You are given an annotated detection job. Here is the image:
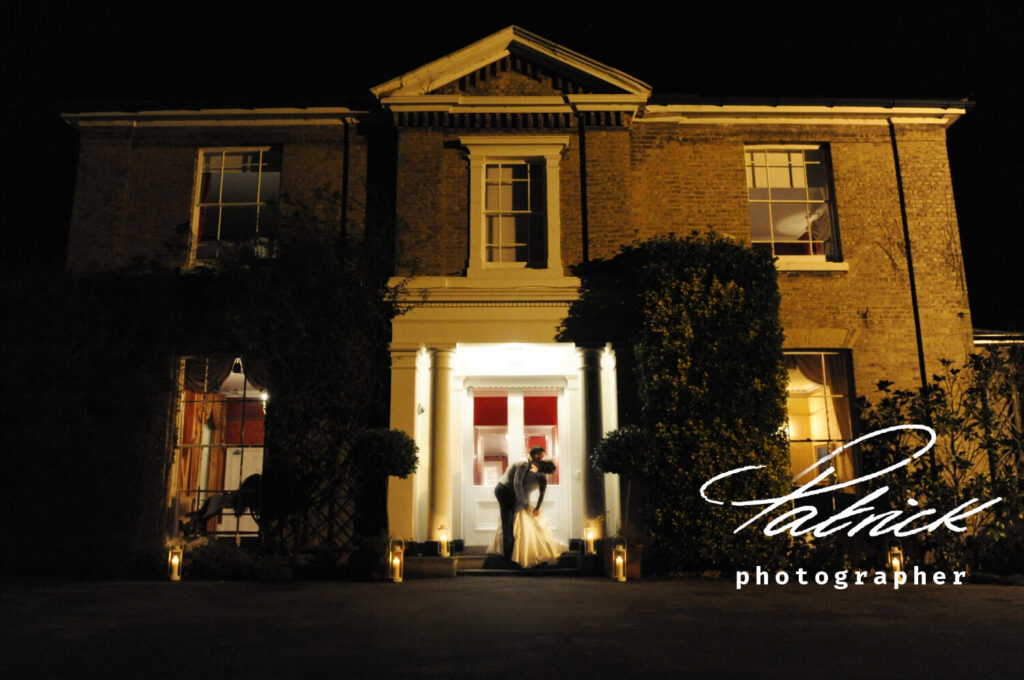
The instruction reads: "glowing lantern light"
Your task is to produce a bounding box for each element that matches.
[388,540,405,583]
[438,527,450,557]
[612,539,627,582]
[887,542,904,577]
[168,546,184,581]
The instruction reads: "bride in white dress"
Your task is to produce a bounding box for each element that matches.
[488,461,568,568]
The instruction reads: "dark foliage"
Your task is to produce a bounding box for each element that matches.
[565,232,791,571]
[0,214,406,578]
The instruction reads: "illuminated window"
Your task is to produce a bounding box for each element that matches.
[484,162,546,265]
[746,145,840,260]
[193,148,281,262]
[785,351,854,485]
[472,389,559,487]
[170,357,267,537]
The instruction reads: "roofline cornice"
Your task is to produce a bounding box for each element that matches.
[62,107,371,128]
[637,104,966,128]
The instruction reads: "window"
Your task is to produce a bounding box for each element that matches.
[746,145,840,260]
[461,136,569,275]
[784,351,855,485]
[193,148,281,262]
[484,162,546,266]
[170,357,267,538]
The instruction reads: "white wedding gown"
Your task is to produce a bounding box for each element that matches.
[487,508,569,568]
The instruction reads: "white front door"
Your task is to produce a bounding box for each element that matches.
[462,387,569,547]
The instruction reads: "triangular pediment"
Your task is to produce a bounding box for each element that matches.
[371,26,651,99]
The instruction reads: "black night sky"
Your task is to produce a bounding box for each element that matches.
[6,4,1022,329]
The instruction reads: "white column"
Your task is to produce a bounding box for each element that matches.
[387,346,420,540]
[429,347,455,541]
[601,344,622,536]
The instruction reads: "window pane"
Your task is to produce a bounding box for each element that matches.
[486,216,501,246]
[485,184,501,210]
[767,165,793,188]
[774,240,812,256]
[203,152,224,172]
[749,203,771,240]
[771,186,806,201]
[510,164,528,180]
[220,205,258,240]
[221,172,260,204]
[752,165,768,189]
[499,216,518,244]
[771,203,810,240]
[511,179,529,210]
[513,215,530,245]
[199,172,221,204]
[805,163,829,200]
[197,206,220,241]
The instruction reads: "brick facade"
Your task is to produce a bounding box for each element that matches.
[63,32,972,405]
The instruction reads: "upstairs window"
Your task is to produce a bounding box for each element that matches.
[461,136,569,276]
[484,161,546,266]
[746,145,841,261]
[193,147,281,262]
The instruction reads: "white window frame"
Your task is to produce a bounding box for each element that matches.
[745,144,846,270]
[189,146,280,266]
[461,136,570,277]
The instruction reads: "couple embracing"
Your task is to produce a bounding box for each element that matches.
[489,446,568,568]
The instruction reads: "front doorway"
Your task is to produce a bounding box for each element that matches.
[462,387,569,547]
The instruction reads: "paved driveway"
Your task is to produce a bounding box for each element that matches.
[2,577,1022,678]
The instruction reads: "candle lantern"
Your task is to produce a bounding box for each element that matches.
[612,538,627,582]
[887,542,904,576]
[584,526,596,555]
[167,546,184,581]
[388,539,405,583]
[438,527,450,558]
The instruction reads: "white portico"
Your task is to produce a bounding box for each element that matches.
[386,275,620,547]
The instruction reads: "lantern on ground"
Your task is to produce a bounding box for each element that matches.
[388,540,405,583]
[612,538,627,582]
[887,542,904,576]
[168,546,184,581]
[438,527,450,557]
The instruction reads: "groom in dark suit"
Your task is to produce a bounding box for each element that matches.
[494,445,546,562]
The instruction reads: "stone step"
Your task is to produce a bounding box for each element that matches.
[456,551,585,575]
[403,556,457,579]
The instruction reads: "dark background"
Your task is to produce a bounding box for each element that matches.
[4,3,1021,329]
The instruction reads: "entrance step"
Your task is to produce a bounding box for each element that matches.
[404,556,457,579]
[456,551,585,576]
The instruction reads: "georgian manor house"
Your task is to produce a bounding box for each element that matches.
[63,26,972,552]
